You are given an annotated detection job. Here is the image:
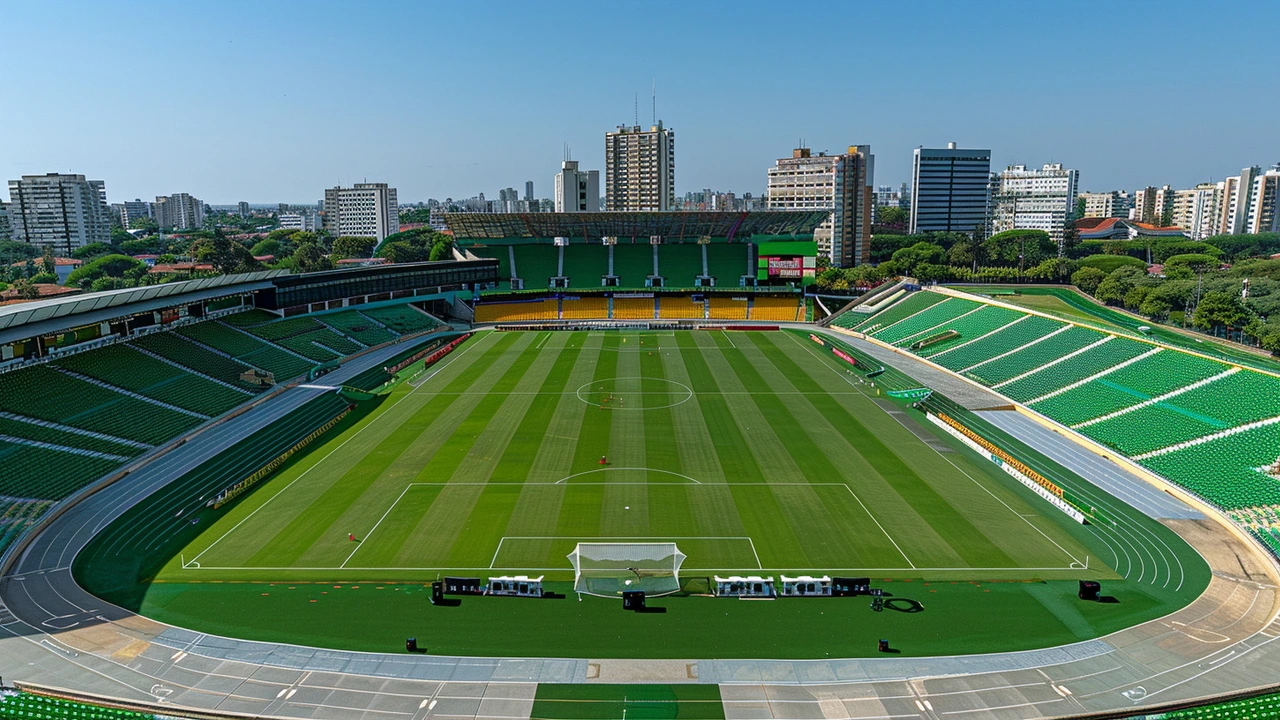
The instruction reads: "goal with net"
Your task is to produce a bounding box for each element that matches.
[567,542,687,597]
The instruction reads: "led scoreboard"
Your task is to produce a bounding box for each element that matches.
[756,241,818,285]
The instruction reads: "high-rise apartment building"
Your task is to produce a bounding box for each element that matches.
[910,143,992,237]
[1079,190,1131,219]
[605,121,675,211]
[767,146,875,266]
[153,193,204,230]
[0,202,10,241]
[121,199,152,227]
[553,160,600,212]
[1131,185,1175,225]
[6,173,110,254]
[1185,183,1223,240]
[322,183,399,240]
[1245,164,1280,234]
[991,163,1079,243]
[238,201,251,217]
[1218,167,1261,235]
[279,211,321,232]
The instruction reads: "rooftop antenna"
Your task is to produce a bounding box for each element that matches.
[652,79,656,125]
[634,92,638,126]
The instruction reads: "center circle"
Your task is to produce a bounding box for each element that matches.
[575,377,693,410]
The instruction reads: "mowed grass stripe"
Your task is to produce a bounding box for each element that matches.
[553,334,621,539]
[706,333,915,568]
[772,331,1084,568]
[371,334,576,568]
[741,332,1017,568]
[443,333,588,567]
[674,333,809,566]
[287,332,546,568]
[741,332,975,567]
[199,332,514,566]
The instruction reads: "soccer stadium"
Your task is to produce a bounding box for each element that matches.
[1,213,1280,720]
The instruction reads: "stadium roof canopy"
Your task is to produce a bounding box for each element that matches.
[444,211,830,243]
[0,269,286,343]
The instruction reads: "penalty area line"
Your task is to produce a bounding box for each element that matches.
[187,332,497,566]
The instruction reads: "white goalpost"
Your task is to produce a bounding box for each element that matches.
[567,542,686,597]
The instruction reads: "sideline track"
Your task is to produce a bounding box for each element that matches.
[0,326,1277,719]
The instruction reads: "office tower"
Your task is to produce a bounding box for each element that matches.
[605,120,675,211]
[767,146,875,266]
[910,143,992,237]
[524,181,534,202]
[554,160,600,212]
[322,183,399,240]
[238,201,251,217]
[6,173,110,255]
[991,163,1079,243]
[153,193,204,230]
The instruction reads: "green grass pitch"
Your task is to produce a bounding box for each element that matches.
[175,329,1093,577]
[80,329,1207,658]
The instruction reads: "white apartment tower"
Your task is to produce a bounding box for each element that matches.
[322,183,399,241]
[767,146,874,266]
[6,173,110,255]
[1245,164,1280,234]
[153,192,204,230]
[605,121,675,211]
[553,160,600,212]
[991,163,1080,243]
[1079,191,1131,219]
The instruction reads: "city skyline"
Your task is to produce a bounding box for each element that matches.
[2,0,1278,204]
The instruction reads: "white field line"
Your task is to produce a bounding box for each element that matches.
[1072,367,1240,429]
[929,314,1030,359]
[490,536,761,570]
[784,332,919,568]
[340,484,414,568]
[960,324,1072,373]
[787,331,1084,570]
[890,305,985,347]
[867,297,954,338]
[1132,413,1280,461]
[991,335,1113,390]
[182,564,1081,572]
[1027,347,1163,405]
[722,330,736,349]
[188,331,497,565]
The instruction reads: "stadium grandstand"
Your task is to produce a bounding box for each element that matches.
[0,258,495,560]
[831,286,1280,563]
[448,211,823,324]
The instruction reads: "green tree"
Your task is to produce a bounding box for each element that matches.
[290,242,333,274]
[981,229,1056,268]
[1192,291,1250,331]
[876,206,908,227]
[190,236,260,274]
[889,242,945,277]
[65,254,150,288]
[41,245,57,275]
[377,241,429,264]
[12,278,41,300]
[71,242,114,261]
[250,239,284,257]
[1163,253,1218,281]
[331,235,377,260]
[1094,266,1147,305]
[1071,266,1107,295]
[129,216,159,233]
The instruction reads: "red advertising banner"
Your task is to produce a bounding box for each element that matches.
[831,347,856,367]
[809,334,825,346]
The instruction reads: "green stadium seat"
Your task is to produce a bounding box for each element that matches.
[358,305,440,334]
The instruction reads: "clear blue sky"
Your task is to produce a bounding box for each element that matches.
[2,0,1276,205]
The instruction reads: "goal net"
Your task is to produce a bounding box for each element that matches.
[567,542,686,597]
